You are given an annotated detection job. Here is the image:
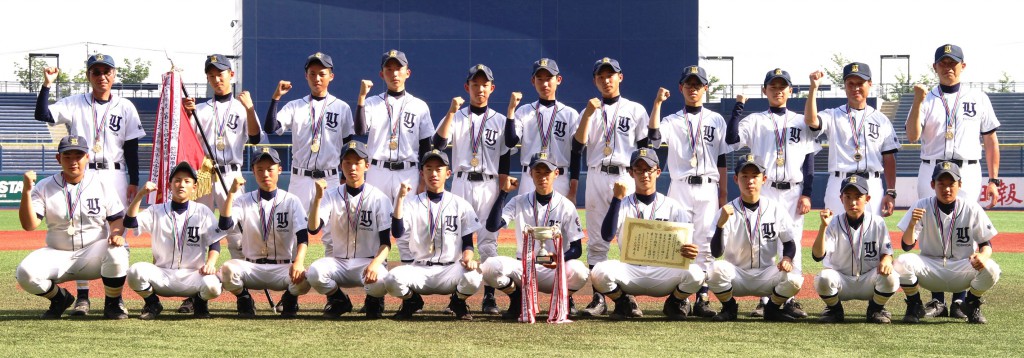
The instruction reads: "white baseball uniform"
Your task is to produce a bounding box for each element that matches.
[910,87,1000,202]
[221,189,311,295]
[306,184,392,298]
[590,193,705,297]
[814,213,898,301]
[361,91,434,201]
[481,192,589,293]
[16,172,129,295]
[581,97,649,265]
[706,197,802,298]
[653,107,732,271]
[386,191,483,297]
[513,100,580,195]
[813,105,901,216]
[895,197,1001,293]
[127,202,225,300]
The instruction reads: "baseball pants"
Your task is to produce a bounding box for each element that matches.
[452,176,500,263]
[824,174,883,217]
[917,161,984,203]
[16,242,129,295]
[585,168,634,265]
[197,169,245,260]
[306,257,388,298]
[814,268,899,301]
[127,262,222,300]
[667,179,718,272]
[895,254,1000,293]
[707,261,802,298]
[591,260,705,297]
[289,172,340,256]
[220,259,311,295]
[366,165,419,204]
[384,263,482,297]
[480,256,589,293]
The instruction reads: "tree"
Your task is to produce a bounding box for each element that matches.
[882,70,938,101]
[987,72,1015,93]
[706,76,727,101]
[823,53,850,86]
[12,55,68,91]
[117,57,152,84]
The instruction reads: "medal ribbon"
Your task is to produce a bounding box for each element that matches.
[741,200,766,266]
[60,175,88,223]
[846,106,867,155]
[841,214,863,274]
[168,202,194,269]
[343,188,367,243]
[385,94,409,146]
[631,195,658,220]
[771,112,787,162]
[534,101,559,150]
[212,98,233,144]
[686,110,705,163]
[309,96,329,146]
[257,190,281,245]
[90,97,113,152]
[600,102,621,152]
[937,88,963,135]
[469,110,490,160]
[933,198,959,259]
[427,193,445,254]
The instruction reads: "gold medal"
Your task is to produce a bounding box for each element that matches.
[689,156,697,167]
[945,130,954,140]
[854,151,863,162]
[389,140,399,150]
[216,137,226,151]
[66,225,76,236]
[603,146,612,156]
[261,247,268,256]
[311,142,320,153]
[92,143,101,153]
[470,156,480,167]
[776,157,785,166]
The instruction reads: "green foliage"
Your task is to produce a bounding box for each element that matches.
[116,57,152,84]
[823,53,850,86]
[706,76,727,101]
[988,72,1015,93]
[881,70,938,101]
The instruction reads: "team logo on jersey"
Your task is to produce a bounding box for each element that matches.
[956,227,971,244]
[403,112,416,129]
[702,125,715,142]
[484,128,498,146]
[186,226,201,243]
[226,114,239,130]
[325,112,339,129]
[962,102,977,117]
[553,120,566,137]
[617,116,631,133]
[789,127,802,143]
[761,222,776,240]
[863,241,878,258]
[108,115,122,132]
[444,215,459,232]
[359,210,374,227]
[86,198,101,215]
[275,212,289,229]
[867,122,879,139]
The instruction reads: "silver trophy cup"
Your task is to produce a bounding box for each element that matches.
[526,224,559,265]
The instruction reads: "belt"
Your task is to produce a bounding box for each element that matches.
[456,172,494,182]
[371,159,416,171]
[598,165,624,175]
[523,166,565,175]
[292,167,338,179]
[88,162,123,170]
[414,260,456,266]
[245,258,292,264]
[769,181,801,190]
[218,164,240,172]
[686,176,716,185]
[922,159,978,166]
[833,171,881,178]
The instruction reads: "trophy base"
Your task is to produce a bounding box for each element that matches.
[535,255,555,265]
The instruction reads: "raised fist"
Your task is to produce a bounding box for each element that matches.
[237,91,253,109]
[273,80,292,100]
[613,181,628,200]
[501,176,519,193]
[587,97,602,111]
[23,171,36,191]
[819,209,833,226]
[910,207,926,222]
[736,94,747,104]
[397,182,411,199]
[230,176,246,194]
[654,87,670,104]
[314,179,327,198]
[913,84,929,101]
[141,181,158,195]
[508,92,523,111]
[359,80,373,97]
[809,71,825,88]
[43,67,60,87]
[183,98,196,112]
[449,97,465,114]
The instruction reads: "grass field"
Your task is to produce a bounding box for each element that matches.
[0,210,1021,356]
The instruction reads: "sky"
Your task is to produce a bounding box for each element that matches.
[1,0,1020,93]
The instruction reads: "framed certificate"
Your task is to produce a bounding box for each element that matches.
[620,217,694,269]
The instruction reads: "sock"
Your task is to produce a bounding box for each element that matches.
[953,290,968,302]
[101,276,125,298]
[714,289,733,303]
[967,289,984,301]
[769,290,788,306]
[234,288,250,297]
[40,282,59,299]
[137,287,154,298]
[456,291,470,300]
[902,284,919,297]
[931,291,945,304]
[143,291,159,305]
[498,282,517,295]
[820,293,840,307]
[605,288,621,301]
[672,288,690,300]
[484,285,495,298]
[872,290,894,306]
[77,280,89,292]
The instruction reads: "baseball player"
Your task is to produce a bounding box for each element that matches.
[35,54,145,315]
[387,150,483,320]
[354,49,436,201]
[434,64,512,314]
[896,161,1001,324]
[725,69,817,318]
[812,175,898,324]
[220,147,311,318]
[647,65,731,318]
[481,153,589,320]
[905,44,1002,318]
[305,141,393,319]
[124,162,227,319]
[805,63,901,218]
[707,154,803,322]
[15,135,130,319]
[571,57,651,316]
[590,148,704,320]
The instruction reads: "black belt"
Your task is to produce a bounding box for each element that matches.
[245,258,292,264]
[922,159,978,166]
[833,171,881,178]
[598,165,624,175]
[686,176,715,185]
[88,162,122,170]
[292,167,338,179]
[371,159,416,171]
[218,164,240,172]
[456,172,494,182]
[769,181,800,190]
[415,261,456,266]
[523,166,565,175]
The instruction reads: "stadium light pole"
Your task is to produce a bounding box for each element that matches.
[880,54,910,99]
[701,55,734,102]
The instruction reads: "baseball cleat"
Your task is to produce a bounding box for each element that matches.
[443,293,457,315]
[236,291,257,318]
[364,296,385,319]
[323,290,353,318]
[192,295,211,318]
[177,296,194,314]
[922,298,948,318]
[783,299,808,319]
[481,292,500,315]
[139,300,163,321]
[41,287,75,319]
[818,303,845,323]
[393,292,424,320]
[278,291,299,318]
[567,296,579,317]
[609,294,642,320]
[712,299,738,322]
[750,299,765,317]
[763,301,796,322]
[69,296,90,316]
[103,297,129,320]
[580,292,607,316]
[902,297,924,324]
[866,303,890,324]
[662,296,688,321]
[962,298,987,324]
[450,298,473,321]
[692,295,716,318]
[501,288,523,320]
[948,300,968,319]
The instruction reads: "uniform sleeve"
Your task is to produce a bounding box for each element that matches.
[633,104,651,146]
[227,196,246,235]
[715,116,735,155]
[205,209,227,245]
[317,192,333,230]
[879,116,901,153]
[418,102,435,140]
[122,100,146,140]
[275,101,296,135]
[513,106,527,145]
[338,101,355,138]
[291,196,309,236]
[561,200,585,243]
[971,204,998,245]
[105,188,126,218]
[815,109,833,136]
[136,206,157,234]
[30,182,46,218]
[461,201,483,235]
[895,200,918,231]
[499,197,518,229]
[877,219,894,256]
[736,116,754,149]
[823,219,839,254]
[979,93,1000,134]
[376,194,393,232]
[49,96,74,125]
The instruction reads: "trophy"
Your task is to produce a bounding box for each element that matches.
[526,224,559,265]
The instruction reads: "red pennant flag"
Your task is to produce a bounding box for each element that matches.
[148,71,206,204]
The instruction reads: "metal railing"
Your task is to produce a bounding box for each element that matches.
[0,81,209,99]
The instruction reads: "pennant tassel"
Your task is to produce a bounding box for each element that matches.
[520,231,538,323]
[546,234,571,323]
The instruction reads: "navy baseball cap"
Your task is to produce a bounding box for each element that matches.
[250,146,282,165]
[86,53,115,70]
[843,62,871,81]
[532,58,560,76]
[763,68,792,87]
[734,154,765,174]
[528,152,558,171]
[935,44,964,63]
[466,64,494,82]
[592,57,622,75]
[305,52,334,69]
[932,161,962,181]
[169,161,198,182]
[680,65,709,86]
[629,148,659,168]
[341,140,370,159]
[57,135,89,154]
[205,54,231,71]
[419,149,450,169]
[840,174,869,194]
[381,49,409,68]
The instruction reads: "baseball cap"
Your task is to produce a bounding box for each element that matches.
[734,154,765,174]
[169,161,198,182]
[86,53,116,70]
[680,65,709,86]
[205,54,232,71]
[840,174,869,194]
[381,49,409,68]
[935,44,964,63]
[250,146,282,165]
[419,149,450,169]
[843,62,871,81]
[532,58,560,76]
[763,68,792,87]
[629,147,659,168]
[341,140,370,159]
[466,64,494,82]
[592,57,622,75]
[57,135,89,154]
[305,52,334,70]
[528,152,558,171]
[932,160,962,181]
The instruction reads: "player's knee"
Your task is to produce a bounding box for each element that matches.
[462,270,484,292]
[565,259,590,290]
[814,269,840,295]
[782,271,803,292]
[289,280,311,296]
[876,272,899,293]
[14,263,44,294]
[982,259,1001,283]
[200,275,222,300]
[479,257,502,279]
[894,254,921,275]
[364,281,387,298]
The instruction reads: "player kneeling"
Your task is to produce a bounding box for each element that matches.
[386,150,483,320]
[896,161,1000,324]
[306,141,393,319]
[221,148,311,318]
[812,175,897,324]
[125,162,228,319]
[590,148,704,320]
[707,155,802,322]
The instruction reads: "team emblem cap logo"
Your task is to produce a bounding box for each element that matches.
[95,54,104,61]
[639,149,648,157]
[602,57,610,64]
[349,142,357,148]
[851,64,859,72]
[314,52,323,59]
[744,154,754,162]
[539,59,548,66]
[539,152,548,160]
[389,50,397,57]
[209,55,218,63]
[430,149,440,155]
[262,147,270,153]
[943,162,952,170]
[944,45,952,54]
[774,68,782,75]
[848,175,857,183]
[69,138,78,145]
[690,66,698,74]
[476,64,484,70]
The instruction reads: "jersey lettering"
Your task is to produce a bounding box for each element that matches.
[227,114,239,130]
[187,226,201,243]
[617,116,631,133]
[86,198,101,215]
[789,127,802,143]
[108,114,122,132]
[484,128,498,146]
[863,241,878,258]
[962,102,976,117]
[444,215,458,232]
[553,120,566,138]
[359,210,373,227]
[325,112,339,128]
[702,125,716,142]
[761,222,776,240]
[276,212,289,229]
[403,113,416,129]
[956,227,971,243]
[867,122,879,139]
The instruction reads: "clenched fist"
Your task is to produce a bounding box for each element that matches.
[272,80,292,100]
[397,182,411,199]
[501,176,519,193]
[230,176,246,194]
[586,97,602,111]
[314,179,327,199]
[238,91,254,110]
[508,92,523,114]
[654,87,670,105]
[717,204,735,227]
[449,97,465,114]
[359,80,373,98]
[809,71,825,89]
[613,181,628,200]
[23,171,36,191]
[819,209,833,227]
[43,67,60,87]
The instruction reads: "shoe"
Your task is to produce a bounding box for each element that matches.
[923,299,948,318]
[443,293,457,315]
[482,291,500,315]
[323,290,353,318]
[903,297,924,324]
[581,292,607,317]
[278,291,299,318]
[763,301,796,322]
[692,295,716,318]
[662,296,688,321]
[41,287,75,319]
[783,299,808,319]
[818,303,845,323]
[392,292,424,320]
[609,294,642,320]
[949,300,968,319]
[450,298,474,321]
[750,298,766,317]
[712,299,738,322]
[364,296,385,319]
[103,297,129,320]
[501,288,523,320]
[962,298,987,324]
[177,296,194,314]
[236,291,257,318]
[866,302,891,324]
[192,295,211,318]
[139,299,163,320]
[69,296,90,316]
[356,306,366,314]
[567,296,579,317]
